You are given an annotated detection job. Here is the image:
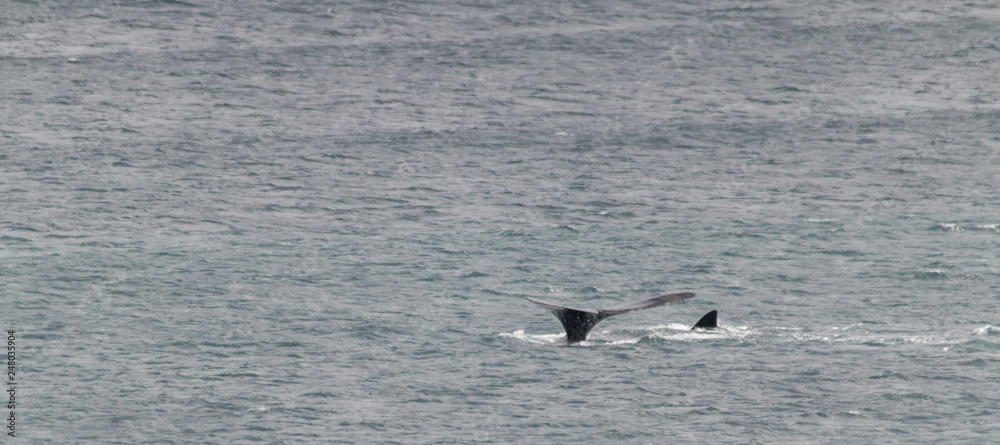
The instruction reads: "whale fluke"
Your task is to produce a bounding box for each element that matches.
[691,310,718,329]
[526,292,695,343]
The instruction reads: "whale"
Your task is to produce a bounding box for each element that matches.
[526,292,695,343]
[691,310,718,329]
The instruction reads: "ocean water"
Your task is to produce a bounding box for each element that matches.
[2,0,1000,443]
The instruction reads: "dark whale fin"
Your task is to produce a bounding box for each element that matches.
[524,298,604,343]
[691,310,718,329]
[527,292,695,343]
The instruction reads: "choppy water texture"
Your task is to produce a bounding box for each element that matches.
[2,0,1000,443]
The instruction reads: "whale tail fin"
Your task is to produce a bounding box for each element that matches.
[527,292,695,343]
[525,297,604,343]
[691,310,718,329]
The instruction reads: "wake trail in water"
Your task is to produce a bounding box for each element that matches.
[502,324,1000,349]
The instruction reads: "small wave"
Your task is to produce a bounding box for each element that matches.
[819,249,863,257]
[596,210,637,219]
[831,323,863,331]
[494,229,526,237]
[460,271,489,278]
[773,326,803,331]
[605,337,642,345]
[651,327,749,343]
[959,339,1000,351]
[929,223,1000,233]
[913,270,949,280]
[499,330,564,345]
[928,223,962,232]
[881,392,932,401]
[856,335,950,346]
[0,235,32,243]
[972,224,1000,232]
[972,325,1000,336]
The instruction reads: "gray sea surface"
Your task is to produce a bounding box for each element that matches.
[2,0,1000,443]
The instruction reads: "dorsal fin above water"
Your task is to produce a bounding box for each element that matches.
[527,292,695,343]
[691,310,718,329]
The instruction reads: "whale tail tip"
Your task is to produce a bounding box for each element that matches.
[691,310,718,330]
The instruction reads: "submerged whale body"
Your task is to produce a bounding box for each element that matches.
[526,292,695,343]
